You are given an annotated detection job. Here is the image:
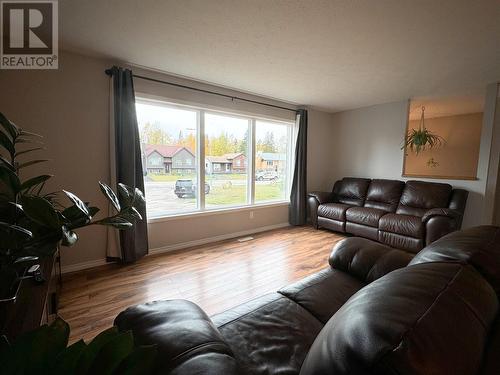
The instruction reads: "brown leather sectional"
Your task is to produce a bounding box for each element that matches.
[114,226,500,374]
[308,177,469,252]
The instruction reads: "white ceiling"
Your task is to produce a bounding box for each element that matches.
[60,0,500,113]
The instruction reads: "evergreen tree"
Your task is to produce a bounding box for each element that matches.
[239,130,248,154]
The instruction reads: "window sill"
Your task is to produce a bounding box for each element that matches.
[147,201,290,224]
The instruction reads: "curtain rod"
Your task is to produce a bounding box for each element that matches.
[105,69,297,113]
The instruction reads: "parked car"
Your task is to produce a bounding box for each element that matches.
[256,171,279,181]
[174,179,210,198]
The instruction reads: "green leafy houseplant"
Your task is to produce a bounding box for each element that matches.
[0,318,157,374]
[402,106,445,155]
[0,111,145,300]
[0,112,153,374]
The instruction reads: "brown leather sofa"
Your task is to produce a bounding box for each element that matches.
[308,177,468,252]
[115,226,500,375]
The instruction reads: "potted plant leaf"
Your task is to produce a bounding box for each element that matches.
[0,112,155,374]
[0,111,144,302]
[402,106,445,154]
[0,317,157,374]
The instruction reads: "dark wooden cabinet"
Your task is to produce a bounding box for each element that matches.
[0,250,61,340]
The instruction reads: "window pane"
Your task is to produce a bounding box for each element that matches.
[255,120,289,202]
[204,113,249,209]
[136,102,198,217]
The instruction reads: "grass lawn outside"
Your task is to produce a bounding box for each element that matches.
[255,182,287,202]
[148,174,196,182]
[149,173,248,182]
[182,182,286,206]
[206,173,247,181]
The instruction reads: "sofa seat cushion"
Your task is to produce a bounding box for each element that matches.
[212,293,323,375]
[379,213,424,238]
[279,268,365,324]
[317,203,351,221]
[379,231,424,253]
[345,206,387,227]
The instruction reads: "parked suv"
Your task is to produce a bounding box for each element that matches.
[256,171,279,181]
[174,179,210,198]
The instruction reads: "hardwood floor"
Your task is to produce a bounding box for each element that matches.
[59,226,345,343]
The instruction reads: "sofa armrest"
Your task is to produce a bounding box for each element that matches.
[329,237,414,283]
[422,208,463,246]
[448,189,468,212]
[422,208,462,224]
[307,191,334,229]
[308,191,334,204]
[114,300,239,374]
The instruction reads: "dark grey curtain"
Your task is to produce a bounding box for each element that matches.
[289,109,308,225]
[108,66,149,262]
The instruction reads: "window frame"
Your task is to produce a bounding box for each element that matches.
[136,96,294,220]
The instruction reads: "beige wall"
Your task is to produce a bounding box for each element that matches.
[404,113,482,179]
[148,205,288,251]
[0,51,335,271]
[491,87,500,225]
[0,52,112,271]
[330,101,409,181]
[307,109,336,191]
[330,98,499,229]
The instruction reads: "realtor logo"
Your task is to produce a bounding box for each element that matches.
[1,0,58,69]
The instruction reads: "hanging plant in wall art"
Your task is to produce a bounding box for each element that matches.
[427,157,439,168]
[402,106,445,154]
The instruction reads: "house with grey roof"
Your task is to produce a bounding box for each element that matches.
[143,144,195,174]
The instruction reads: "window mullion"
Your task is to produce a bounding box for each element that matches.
[198,110,205,210]
[249,119,256,205]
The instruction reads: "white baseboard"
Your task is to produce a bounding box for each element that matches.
[61,222,290,274]
[149,222,290,255]
[61,258,109,274]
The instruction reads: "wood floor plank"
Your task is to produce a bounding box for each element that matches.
[59,226,345,343]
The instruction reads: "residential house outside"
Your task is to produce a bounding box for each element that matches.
[255,152,286,172]
[223,153,247,173]
[144,144,196,174]
[205,153,247,174]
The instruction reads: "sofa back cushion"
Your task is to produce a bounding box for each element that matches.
[329,237,414,283]
[410,225,500,295]
[300,262,498,375]
[364,179,405,212]
[396,180,452,217]
[333,177,371,206]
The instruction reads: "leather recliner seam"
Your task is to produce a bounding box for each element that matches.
[369,265,465,374]
[216,296,287,329]
[168,341,234,370]
[365,250,394,282]
[217,294,324,330]
[391,265,464,353]
[449,289,491,331]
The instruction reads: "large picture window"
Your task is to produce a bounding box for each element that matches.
[255,120,291,203]
[205,113,249,209]
[136,99,293,218]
